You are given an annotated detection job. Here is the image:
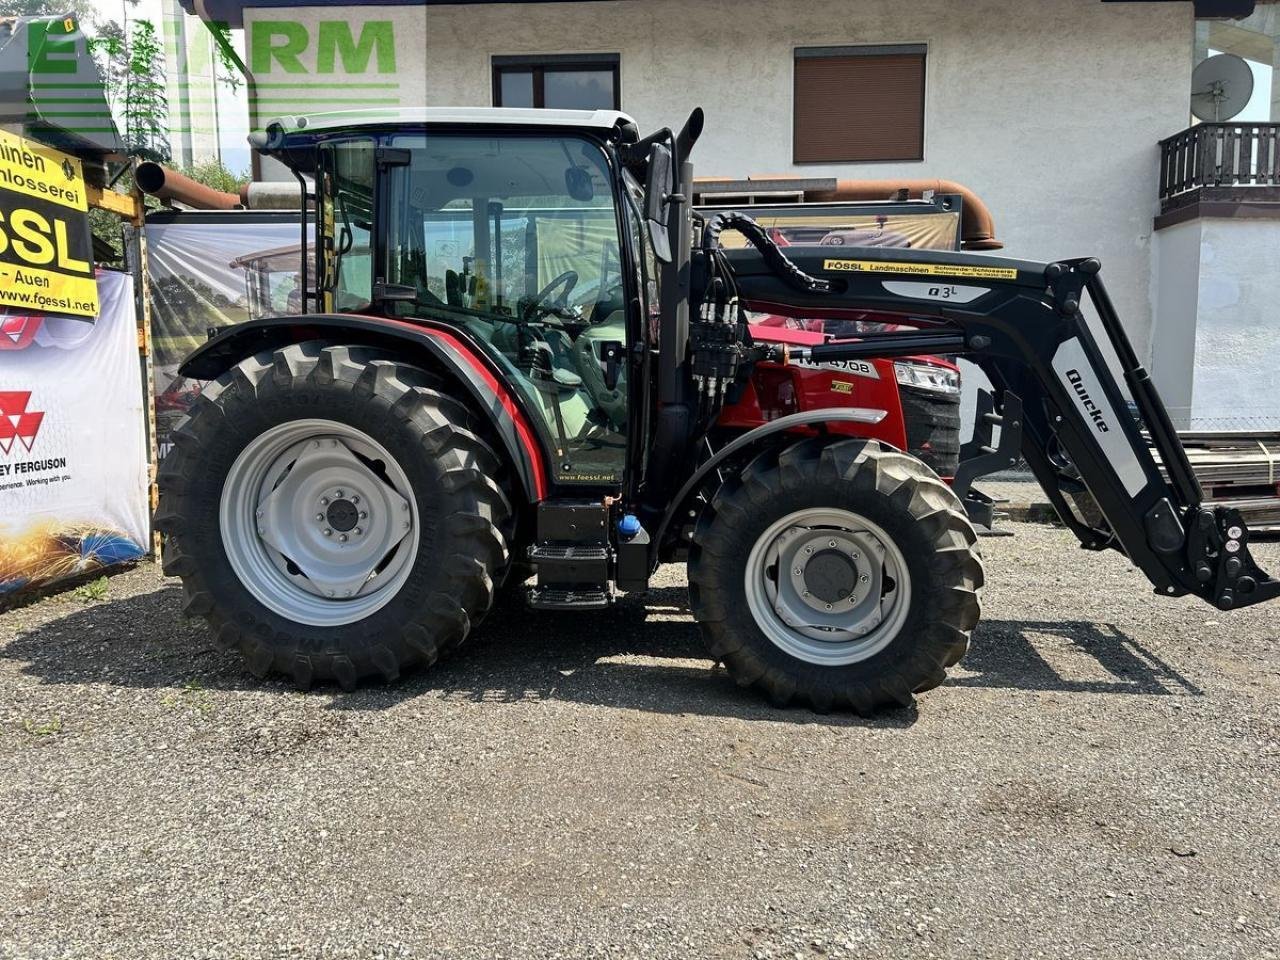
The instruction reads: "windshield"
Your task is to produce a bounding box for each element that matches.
[385,133,622,322]
[383,132,631,485]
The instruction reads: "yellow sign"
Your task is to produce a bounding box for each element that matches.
[0,130,98,319]
[0,130,88,213]
[822,258,1019,280]
[830,380,854,394]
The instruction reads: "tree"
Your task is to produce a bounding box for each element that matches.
[180,158,251,194]
[0,0,97,18]
[122,18,169,163]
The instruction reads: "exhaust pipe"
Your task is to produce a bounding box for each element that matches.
[134,162,240,210]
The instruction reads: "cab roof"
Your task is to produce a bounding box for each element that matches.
[253,107,636,143]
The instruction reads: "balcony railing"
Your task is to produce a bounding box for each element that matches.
[1158,122,1280,201]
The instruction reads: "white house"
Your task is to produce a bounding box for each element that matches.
[183,0,1280,428]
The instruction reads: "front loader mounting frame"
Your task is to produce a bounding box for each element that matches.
[722,242,1279,611]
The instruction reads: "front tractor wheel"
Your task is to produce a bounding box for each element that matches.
[156,342,511,690]
[688,438,983,714]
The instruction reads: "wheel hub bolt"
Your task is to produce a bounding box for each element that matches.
[323,528,332,537]
[336,489,345,498]
[320,497,329,506]
[860,574,869,583]
[851,552,859,560]
[351,496,360,505]
[338,534,348,543]
[824,603,832,610]
[828,539,837,547]
[315,513,324,522]
[794,567,803,576]
[804,546,813,554]
[354,527,363,536]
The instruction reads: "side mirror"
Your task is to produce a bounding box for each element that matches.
[644,141,674,264]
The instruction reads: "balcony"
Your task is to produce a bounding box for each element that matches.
[1150,121,1280,433]
[1158,122,1280,222]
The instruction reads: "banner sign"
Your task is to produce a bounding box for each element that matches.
[145,214,307,453]
[713,210,961,252]
[0,271,149,596]
[0,129,99,319]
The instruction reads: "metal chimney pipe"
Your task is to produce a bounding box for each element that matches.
[134,162,240,210]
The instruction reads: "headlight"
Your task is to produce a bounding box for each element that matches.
[894,360,960,396]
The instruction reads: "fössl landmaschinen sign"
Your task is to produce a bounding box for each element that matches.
[0,129,99,319]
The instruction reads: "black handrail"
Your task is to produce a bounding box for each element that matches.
[1159,122,1280,200]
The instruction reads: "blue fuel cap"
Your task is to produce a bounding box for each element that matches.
[618,514,641,539]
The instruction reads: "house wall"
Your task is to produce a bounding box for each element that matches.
[1151,215,1280,430]
[1150,218,1202,427]
[420,0,1192,362]
[243,0,1192,362]
[1189,218,1280,429]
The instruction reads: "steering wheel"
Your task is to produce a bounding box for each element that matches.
[523,270,579,322]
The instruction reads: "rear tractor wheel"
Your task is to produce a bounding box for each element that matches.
[156,342,511,690]
[688,438,982,713]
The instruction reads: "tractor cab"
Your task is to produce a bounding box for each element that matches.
[272,110,653,490]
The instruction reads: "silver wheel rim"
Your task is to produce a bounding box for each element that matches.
[219,418,419,627]
[744,507,912,666]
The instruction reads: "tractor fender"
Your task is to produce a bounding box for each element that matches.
[180,314,549,502]
[652,408,890,555]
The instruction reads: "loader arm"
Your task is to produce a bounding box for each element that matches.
[722,243,1279,612]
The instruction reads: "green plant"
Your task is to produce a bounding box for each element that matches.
[72,576,109,603]
[122,18,170,163]
[161,680,215,716]
[22,716,62,736]
[179,158,252,195]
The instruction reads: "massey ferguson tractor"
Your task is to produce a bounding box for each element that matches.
[156,107,1280,713]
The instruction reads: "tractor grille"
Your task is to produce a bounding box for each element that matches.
[900,384,961,478]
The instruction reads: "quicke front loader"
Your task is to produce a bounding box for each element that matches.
[157,107,1280,713]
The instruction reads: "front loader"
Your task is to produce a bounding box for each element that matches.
[156,106,1279,713]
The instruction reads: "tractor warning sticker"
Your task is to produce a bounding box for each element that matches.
[822,258,1018,280]
[0,130,99,319]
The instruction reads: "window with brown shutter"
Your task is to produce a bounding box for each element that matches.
[793,45,926,163]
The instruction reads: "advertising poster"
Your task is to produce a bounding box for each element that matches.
[145,213,307,452]
[0,271,149,595]
[712,210,961,251]
[0,128,99,319]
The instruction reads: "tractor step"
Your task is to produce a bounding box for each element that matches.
[529,500,615,607]
[527,586,613,610]
[527,542,610,582]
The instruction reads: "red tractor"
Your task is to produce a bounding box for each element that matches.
[157,108,1278,713]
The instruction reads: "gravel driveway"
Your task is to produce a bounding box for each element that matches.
[0,521,1277,959]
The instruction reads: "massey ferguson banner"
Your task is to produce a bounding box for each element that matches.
[0,271,148,595]
[0,129,99,319]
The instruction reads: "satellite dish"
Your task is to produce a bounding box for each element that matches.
[1191,53,1254,122]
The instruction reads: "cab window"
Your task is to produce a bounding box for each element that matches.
[384,133,630,485]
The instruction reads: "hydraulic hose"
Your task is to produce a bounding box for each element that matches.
[701,212,832,294]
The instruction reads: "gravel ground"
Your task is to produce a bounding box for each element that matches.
[1,522,1278,960]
